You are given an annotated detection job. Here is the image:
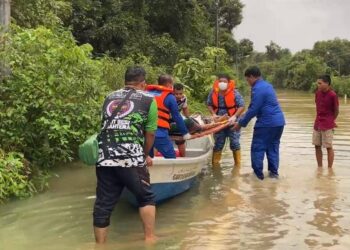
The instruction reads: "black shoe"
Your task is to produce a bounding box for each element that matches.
[255,172,264,180]
[268,172,279,179]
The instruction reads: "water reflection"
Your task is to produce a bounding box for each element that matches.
[178,166,246,249]
[305,168,345,248]
[241,177,289,250]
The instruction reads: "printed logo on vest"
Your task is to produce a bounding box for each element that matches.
[106,100,134,118]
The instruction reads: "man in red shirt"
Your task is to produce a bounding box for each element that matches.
[313,75,339,168]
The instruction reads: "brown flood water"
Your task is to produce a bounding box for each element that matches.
[0,89,349,250]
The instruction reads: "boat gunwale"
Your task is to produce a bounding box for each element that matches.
[152,148,211,165]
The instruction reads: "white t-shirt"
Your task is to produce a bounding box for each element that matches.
[177,95,188,112]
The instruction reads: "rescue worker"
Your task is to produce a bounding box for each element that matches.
[207,73,245,168]
[233,66,285,180]
[146,74,191,158]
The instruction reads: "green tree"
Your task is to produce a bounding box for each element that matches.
[173,47,236,100]
[218,0,243,31]
[11,0,72,28]
[312,38,350,76]
[332,76,350,96]
[265,41,291,61]
[201,0,243,31]
[238,38,254,57]
[71,0,243,67]
[284,51,328,90]
[71,0,149,57]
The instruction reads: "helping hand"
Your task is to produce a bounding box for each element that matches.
[212,114,228,123]
[228,115,237,125]
[183,133,192,140]
[146,156,153,167]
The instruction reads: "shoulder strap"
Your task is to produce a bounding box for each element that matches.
[102,89,135,131]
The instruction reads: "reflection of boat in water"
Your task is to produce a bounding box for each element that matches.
[124,135,213,205]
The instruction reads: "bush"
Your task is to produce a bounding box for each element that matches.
[0,150,36,202]
[0,25,106,168]
[332,76,350,96]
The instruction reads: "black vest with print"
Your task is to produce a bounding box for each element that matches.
[97,88,153,167]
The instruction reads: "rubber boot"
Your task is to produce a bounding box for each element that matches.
[212,151,222,167]
[233,150,241,167]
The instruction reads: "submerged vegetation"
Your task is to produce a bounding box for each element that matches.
[1,0,349,201]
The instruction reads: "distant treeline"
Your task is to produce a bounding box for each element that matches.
[243,40,350,96]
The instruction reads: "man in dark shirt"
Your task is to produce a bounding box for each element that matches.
[313,75,339,168]
[93,66,158,244]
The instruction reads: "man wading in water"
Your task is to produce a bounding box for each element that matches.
[93,66,158,244]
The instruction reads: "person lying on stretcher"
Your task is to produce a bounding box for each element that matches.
[168,116,230,157]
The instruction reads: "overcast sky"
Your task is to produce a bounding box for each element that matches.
[234,0,350,53]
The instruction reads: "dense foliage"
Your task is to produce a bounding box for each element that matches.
[70,0,243,67]
[0,26,105,168]
[0,150,36,202]
[0,26,104,201]
[11,0,72,28]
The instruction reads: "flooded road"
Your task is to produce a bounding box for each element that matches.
[1,90,350,250]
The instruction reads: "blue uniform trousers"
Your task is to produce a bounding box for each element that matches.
[150,136,176,159]
[251,126,284,176]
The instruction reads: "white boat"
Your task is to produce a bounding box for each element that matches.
[124,134,213,204]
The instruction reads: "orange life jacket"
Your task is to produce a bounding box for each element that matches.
[211,80,237,116]
[146,84,173,129]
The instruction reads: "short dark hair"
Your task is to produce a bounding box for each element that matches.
[318,74,331,85]
[173,83,184,90]
[244,66,261,77]
[217,73,230,81]
[125,66,146,84]
[158,74,173,86]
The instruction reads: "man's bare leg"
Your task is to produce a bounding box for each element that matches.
[178,143,186,157]
[139,205,157,243]
[94,226,108,244]
[315,146,323,167]
[327,147,334,168]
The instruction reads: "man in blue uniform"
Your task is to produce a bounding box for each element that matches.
[234,66,285,180]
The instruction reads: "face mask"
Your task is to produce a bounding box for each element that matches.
[218,81,228,91]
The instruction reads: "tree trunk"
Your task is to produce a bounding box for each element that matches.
[1,0,11,80]
[0,0,10,30]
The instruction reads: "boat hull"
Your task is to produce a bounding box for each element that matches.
[124,135,212,205]
[123,175,198,205]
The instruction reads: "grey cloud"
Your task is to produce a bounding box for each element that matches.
[234,0,350,53]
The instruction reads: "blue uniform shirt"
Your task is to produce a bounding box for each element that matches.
[239,79,285,128]
[148,90,188,137]
[207,89,245,116]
